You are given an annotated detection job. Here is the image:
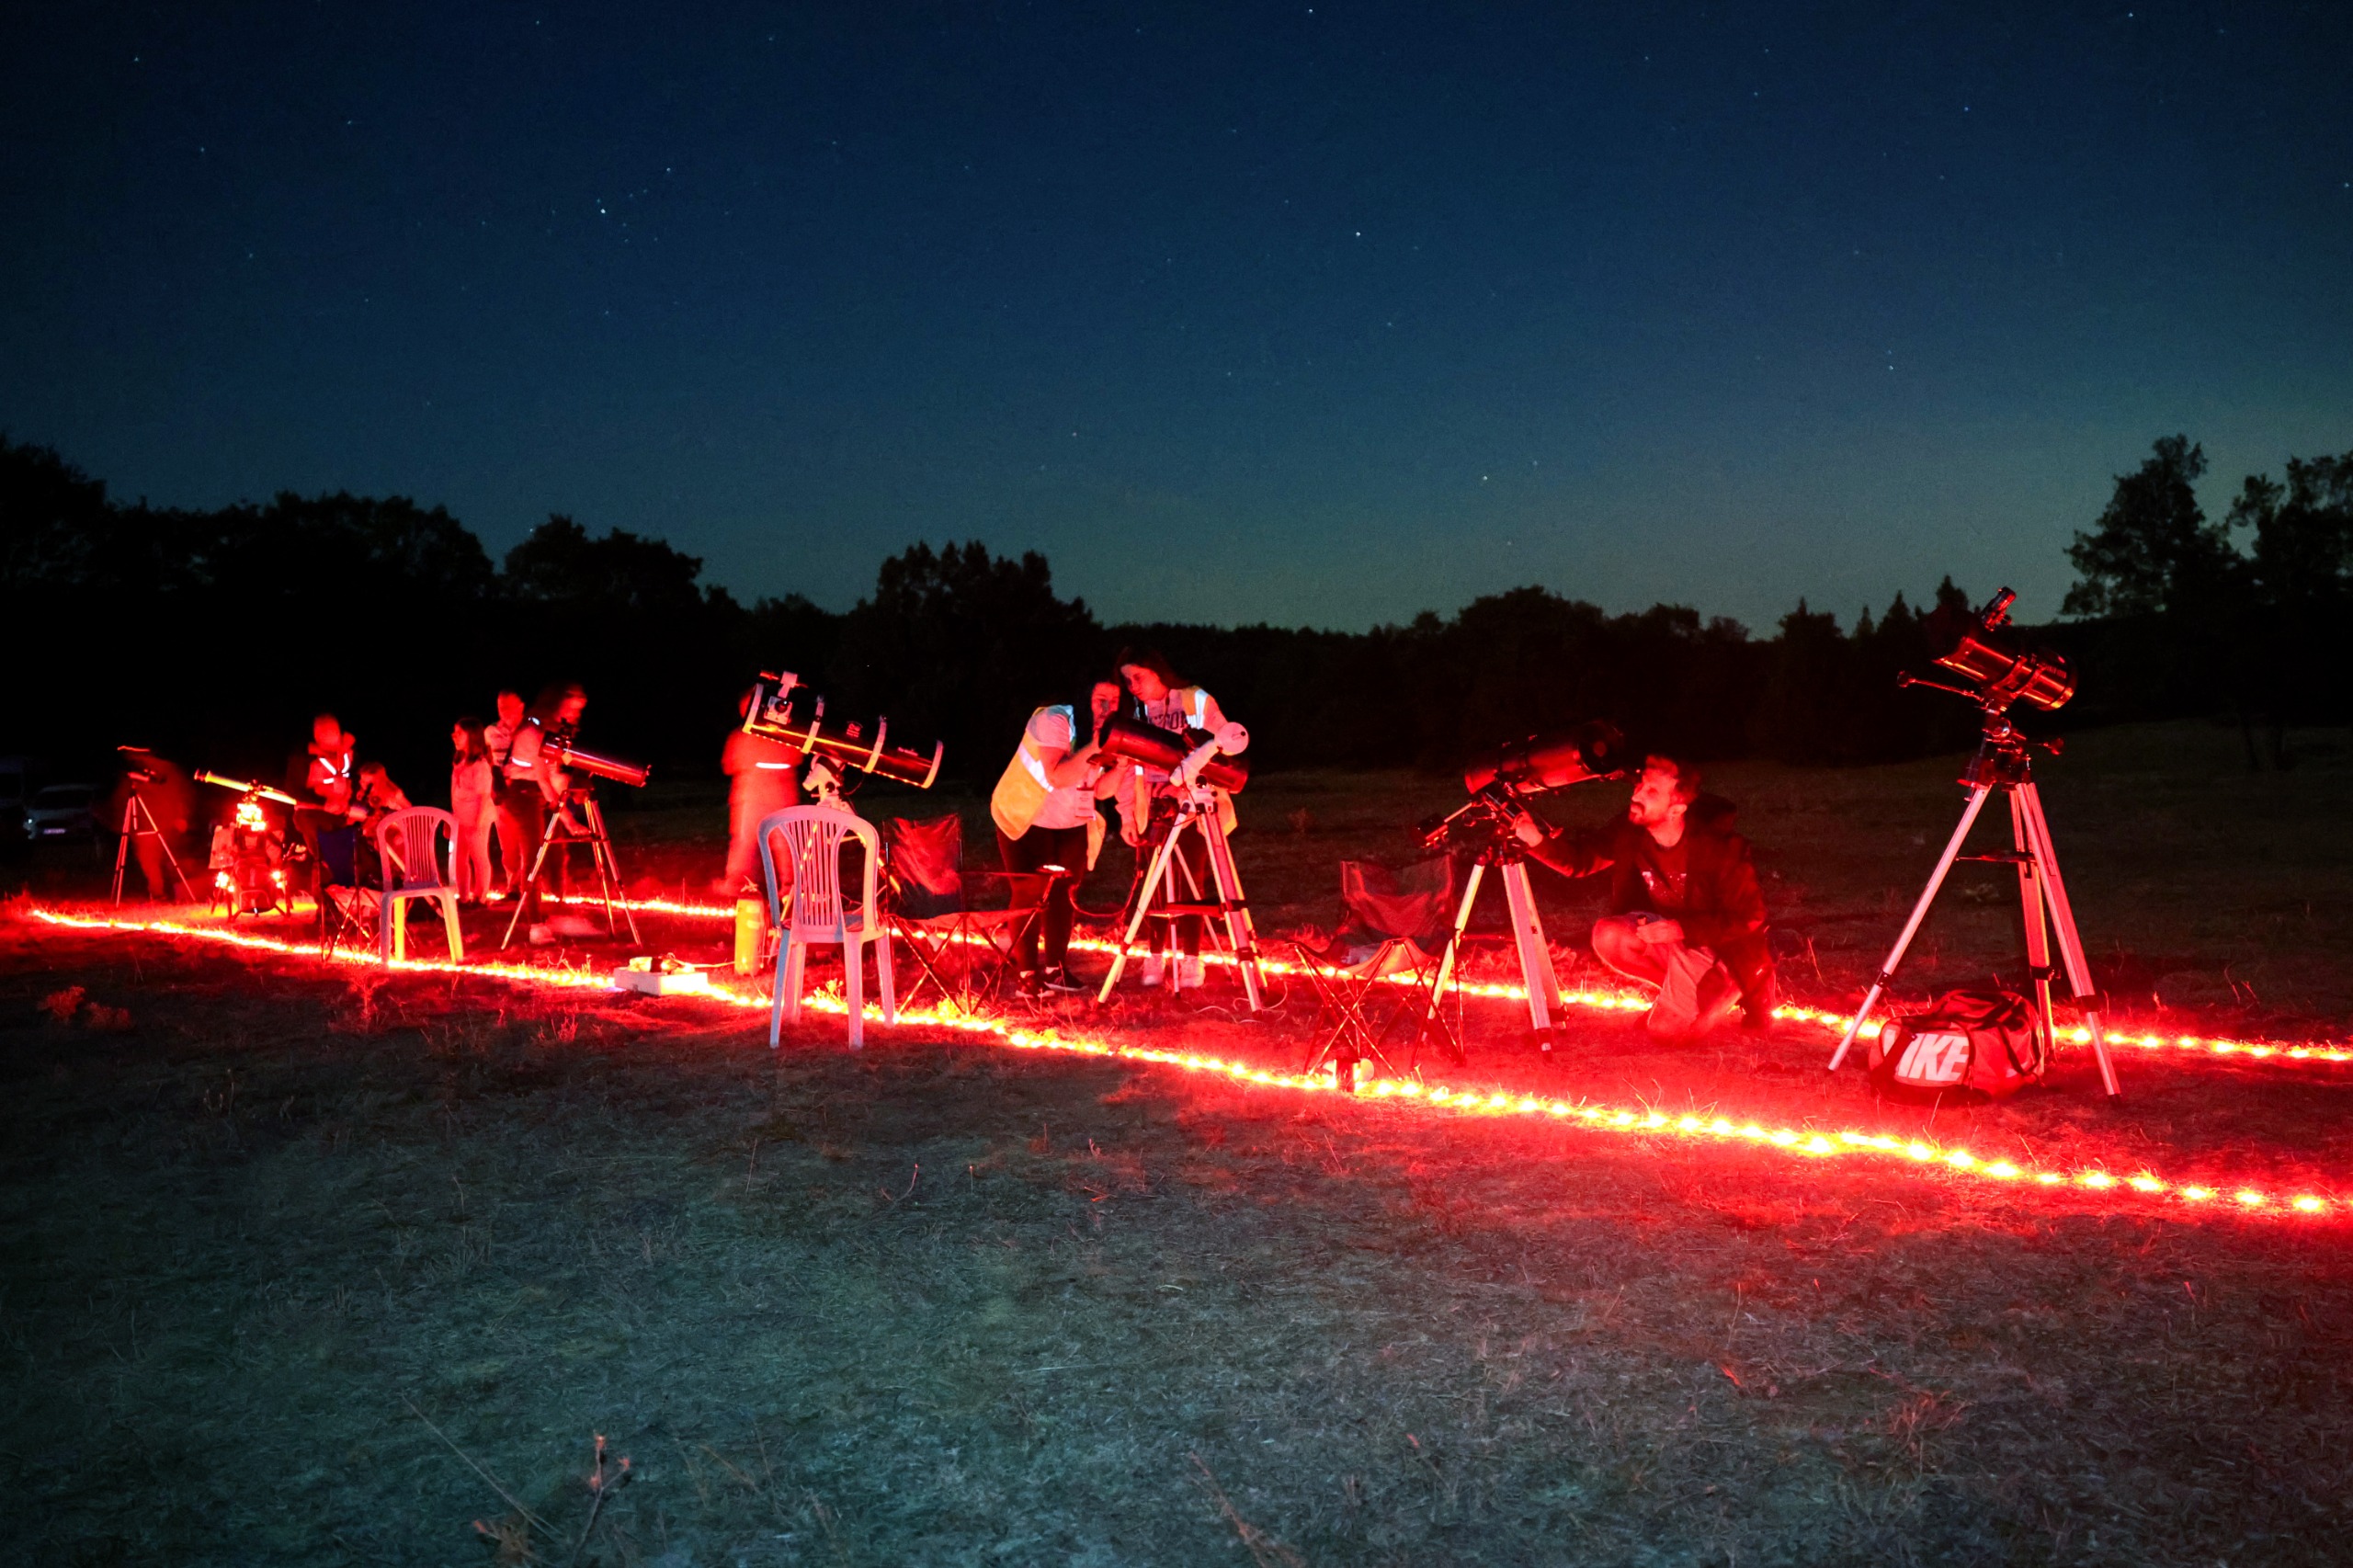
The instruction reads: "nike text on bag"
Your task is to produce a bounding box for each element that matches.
[1865,987,2046,1103]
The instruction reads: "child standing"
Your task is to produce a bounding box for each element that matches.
[449,718,496,904]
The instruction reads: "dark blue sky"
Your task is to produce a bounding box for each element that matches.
[6,3,2349,631]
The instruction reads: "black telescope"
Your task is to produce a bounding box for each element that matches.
[1903,587,2075,714]
[1097,713,1249,792]
[742,670,945,790]
[549,741,651,789]
[1461,721,1627,797]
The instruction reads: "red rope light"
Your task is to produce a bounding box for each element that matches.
[543,893,2353,1070]
[22,904,2344,1226]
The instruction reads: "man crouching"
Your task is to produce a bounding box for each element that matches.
[1511,754,1776,1042]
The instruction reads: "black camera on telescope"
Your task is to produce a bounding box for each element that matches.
[743,670,945,790]
[1901,587,2075,714]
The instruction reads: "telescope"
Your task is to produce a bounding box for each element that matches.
[1899,587,2075,714]
[1097,713,1249,792]
[1461,721,1628,798]
[1422,721,1626,856]
[742,670,945,790]
[549,740,651,789]
[193,769,301,807]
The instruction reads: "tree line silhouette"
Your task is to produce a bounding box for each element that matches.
[3,434,2345,795]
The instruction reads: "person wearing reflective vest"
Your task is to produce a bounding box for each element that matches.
[990,677,1123,994]
[1112,646,1250,992]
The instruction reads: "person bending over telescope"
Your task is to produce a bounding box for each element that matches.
[1113,647,1249,992]
[1510,754,1776,1041]
[504,682,589,933]
[992,676,1125,994]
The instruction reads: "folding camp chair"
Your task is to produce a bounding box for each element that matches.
[314,824,380,958]
[1290,856,1467,1085]
[880,813,1050,1011]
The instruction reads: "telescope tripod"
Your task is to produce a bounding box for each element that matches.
[110,794,196,904]
[1827,714,2120,1096]
[500,788,642,949]
[1097,784,1265,1009]
[1425,848,1569,1060]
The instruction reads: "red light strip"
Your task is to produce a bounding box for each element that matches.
[552,894,2353,1070]
[22,905,2344,1226]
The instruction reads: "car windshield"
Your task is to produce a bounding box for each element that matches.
[35,787,93,807]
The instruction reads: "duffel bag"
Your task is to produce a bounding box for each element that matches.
[1867,987,2045,1103]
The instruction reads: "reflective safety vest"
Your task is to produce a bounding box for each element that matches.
[991,706,1108,867]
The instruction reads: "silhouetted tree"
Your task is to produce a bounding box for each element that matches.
[2223,449,2353,763]
[2063,436,2240,618]
[830,541,1102,775]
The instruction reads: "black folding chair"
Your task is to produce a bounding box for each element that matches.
[881,814,1049,1012]
[1290,856,1467,1085]
[314,824,380,958]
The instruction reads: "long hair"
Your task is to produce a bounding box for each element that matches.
[1113,645,1180,691]
[528,682,585,732]
[453,716,487,764]
[1067,674,1125,748]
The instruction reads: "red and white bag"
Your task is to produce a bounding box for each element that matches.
[1867,988,2046,1103]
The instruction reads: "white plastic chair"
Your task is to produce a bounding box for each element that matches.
[758,805,895,1048]
[374,807,464,962]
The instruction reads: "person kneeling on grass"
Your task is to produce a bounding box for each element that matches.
[1511,752,1776,1042]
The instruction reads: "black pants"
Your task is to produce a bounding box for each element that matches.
[997,822,1088,974]
[506,789,547,919]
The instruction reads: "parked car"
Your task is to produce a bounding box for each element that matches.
[27,783,101,843]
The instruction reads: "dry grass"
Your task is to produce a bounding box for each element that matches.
[5,720,2353,1564]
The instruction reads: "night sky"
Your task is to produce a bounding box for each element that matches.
[6,3,2349,631]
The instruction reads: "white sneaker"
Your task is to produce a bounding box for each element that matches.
[549,915,598,938]
[1176,955,1205,991]
[1139,954,1164,988]
[527,923,554,946]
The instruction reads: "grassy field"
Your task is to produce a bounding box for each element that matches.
[6,721,2353,1565]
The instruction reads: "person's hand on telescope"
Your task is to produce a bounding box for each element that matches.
[1120,819,1144,848]
[1510,811,1547,847]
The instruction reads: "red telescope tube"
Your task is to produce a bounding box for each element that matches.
[1097,714,1249,792]
[548,742,651,789]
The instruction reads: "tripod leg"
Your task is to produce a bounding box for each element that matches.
[2016,783,2120,1097]
[585,799,642,944]
[499,814,563,950]
[2008,792,2059,1070]
[1418,862,1486,1062]
[1097,816,1185,1003]
[1499,862,1563,1041]
[1830,786,1995,1071]
[1200,811,1264,1011]
[111,801,136,903]
[155,832,196,903]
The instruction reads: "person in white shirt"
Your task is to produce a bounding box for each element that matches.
[990,677,1123,994]
[449,717,496,904]
[483,688,527,896]
[1111,647,1248,991]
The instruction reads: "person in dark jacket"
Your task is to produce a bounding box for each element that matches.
[108,747,196,901]
[1512,753,1776,1040]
